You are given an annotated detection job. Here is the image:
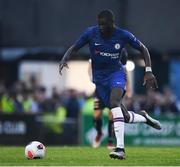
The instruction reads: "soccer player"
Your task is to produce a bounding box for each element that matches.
[59,9,160,159]
[90,48,161,150]
[89,48,129,149]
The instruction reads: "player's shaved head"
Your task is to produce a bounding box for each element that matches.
[98,9,114,22]
[98,9,114,37]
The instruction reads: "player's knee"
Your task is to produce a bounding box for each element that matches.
[110,88,123,108]
[110,96,121,108]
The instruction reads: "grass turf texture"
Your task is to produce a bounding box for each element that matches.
[0,146,180,166]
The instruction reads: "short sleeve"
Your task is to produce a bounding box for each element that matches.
[124,31,142,51]
[74,28,91,50]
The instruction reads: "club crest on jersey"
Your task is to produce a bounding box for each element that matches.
[114,43,120,49]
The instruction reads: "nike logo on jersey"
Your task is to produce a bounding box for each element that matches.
[95,43,101,46]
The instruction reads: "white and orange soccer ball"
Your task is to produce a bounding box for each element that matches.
[25,141,46,159]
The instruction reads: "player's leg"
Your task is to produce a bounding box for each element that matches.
[93,98,103,136]
[95,76,126,159]
[92,97,103,148]
[107,110,114,149]
[121,103,146,123]
[109,87,126,159]
[121,103,161,130]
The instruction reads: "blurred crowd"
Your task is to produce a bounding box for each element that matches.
[0,79,180,118]
[123,86,180,116]
[0,79,85,120]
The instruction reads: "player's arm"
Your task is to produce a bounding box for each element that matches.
[126,32,158,90]
[59,45,77,75]
[136,42,158,90]
[59,28,90,75]
[138,43,158,89]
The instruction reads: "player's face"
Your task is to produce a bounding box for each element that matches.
[98,18,113,36]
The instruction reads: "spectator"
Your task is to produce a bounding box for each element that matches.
[65,89,81,119]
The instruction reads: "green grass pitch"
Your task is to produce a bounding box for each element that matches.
[0,146,180,166]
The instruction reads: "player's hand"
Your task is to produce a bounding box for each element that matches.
[143,72,158,90]
[59,60,69,75]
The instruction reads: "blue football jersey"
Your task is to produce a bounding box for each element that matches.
[74,26,141,83]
